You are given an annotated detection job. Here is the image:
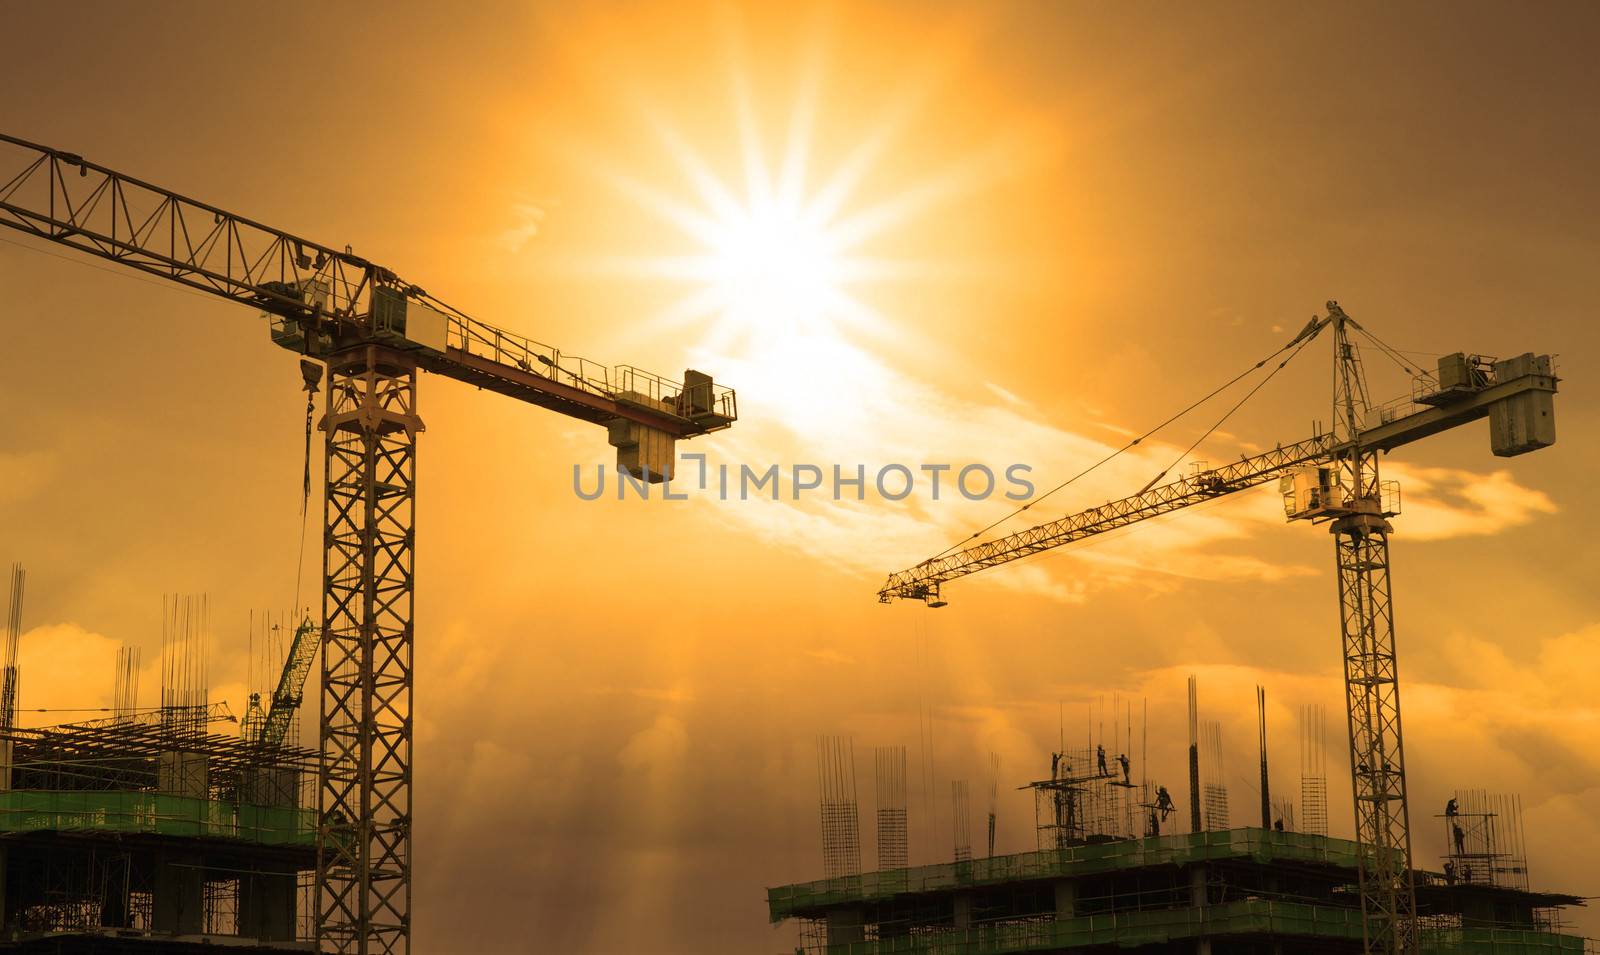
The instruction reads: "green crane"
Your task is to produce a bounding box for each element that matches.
[242,616,321,748]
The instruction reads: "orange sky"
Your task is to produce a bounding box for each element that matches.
[1,2,1598,950]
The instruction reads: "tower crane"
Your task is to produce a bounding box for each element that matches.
[0,131,737,954]
[878,303,1557,955]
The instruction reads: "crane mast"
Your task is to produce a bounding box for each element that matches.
[879,303,1558,955]
[1324,306,1415,954]
[0,132,738,955]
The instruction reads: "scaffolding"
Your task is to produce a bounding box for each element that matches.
[1439,789,1530,890]
[0,592,316,947]
[1023,746,1129,850]
[0,714,317,940]
[771,829,1586,955]
[785,687,1586,955]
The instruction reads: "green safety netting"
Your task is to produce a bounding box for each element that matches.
[0,790,314,846]
[770,830,1364,918]
[786,901,1582,955]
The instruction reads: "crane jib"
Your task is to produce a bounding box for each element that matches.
[880,351,1557,603]
[0,131,739,443]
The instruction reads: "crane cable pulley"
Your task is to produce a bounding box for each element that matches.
[1135,321,1324,495]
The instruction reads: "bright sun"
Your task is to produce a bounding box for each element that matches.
[601,125,884,357]
[701,196,843,336]
[562,12,1047,412]
[576,67,914,356]
[710,201,839,318]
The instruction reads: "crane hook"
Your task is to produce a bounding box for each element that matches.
[299,359,323,394]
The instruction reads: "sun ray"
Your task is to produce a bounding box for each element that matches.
[648,118,748,226]
[805,20,978,227]
[562,140,728,249]
[827,121,1056,254]
[720,10,772,209]
[775,19,827,211]
[537,3,1063,390]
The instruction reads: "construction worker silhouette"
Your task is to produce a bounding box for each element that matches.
[1156,786,1176,820]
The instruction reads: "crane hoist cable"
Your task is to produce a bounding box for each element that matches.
[293,361,323,616]
[1350,322,1428,379]
[926,316,1328,563]
[1135,325,1322,496]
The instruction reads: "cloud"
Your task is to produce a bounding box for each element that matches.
[619,714,690,790]
[683,336,1282,600]
[673,335,1557,604]
[591,684,699,704]
[13,623,120,725]
[983,382,1028,407]
[1383,463,1556,540]
[1131,620,1600,809]
[501,199,560,252]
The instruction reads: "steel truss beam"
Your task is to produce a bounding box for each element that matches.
[318,346,417,955]
[877,434,1338,602]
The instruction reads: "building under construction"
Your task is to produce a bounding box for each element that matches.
[775,712,1589,954]
[0,583,319,952]
[768,827,1587,954]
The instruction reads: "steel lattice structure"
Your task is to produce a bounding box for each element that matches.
[0,131,738,954]
[1333,487,1414,953]
[877,434,1337,604]
[879,303,1558,955]
[318,347,419,953]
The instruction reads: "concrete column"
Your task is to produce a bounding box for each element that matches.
[100,856,129,928]
[153,852,203,935]
[953,893,974,930]
[238,871,297,940]
[1190,865,1210,955]
[158,751,209,799]
[1053,880,1077,919]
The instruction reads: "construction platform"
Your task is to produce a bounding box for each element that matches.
[0,713,318,952]
[767,828,1587,954]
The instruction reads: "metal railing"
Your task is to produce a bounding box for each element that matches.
[445,316,736,422]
